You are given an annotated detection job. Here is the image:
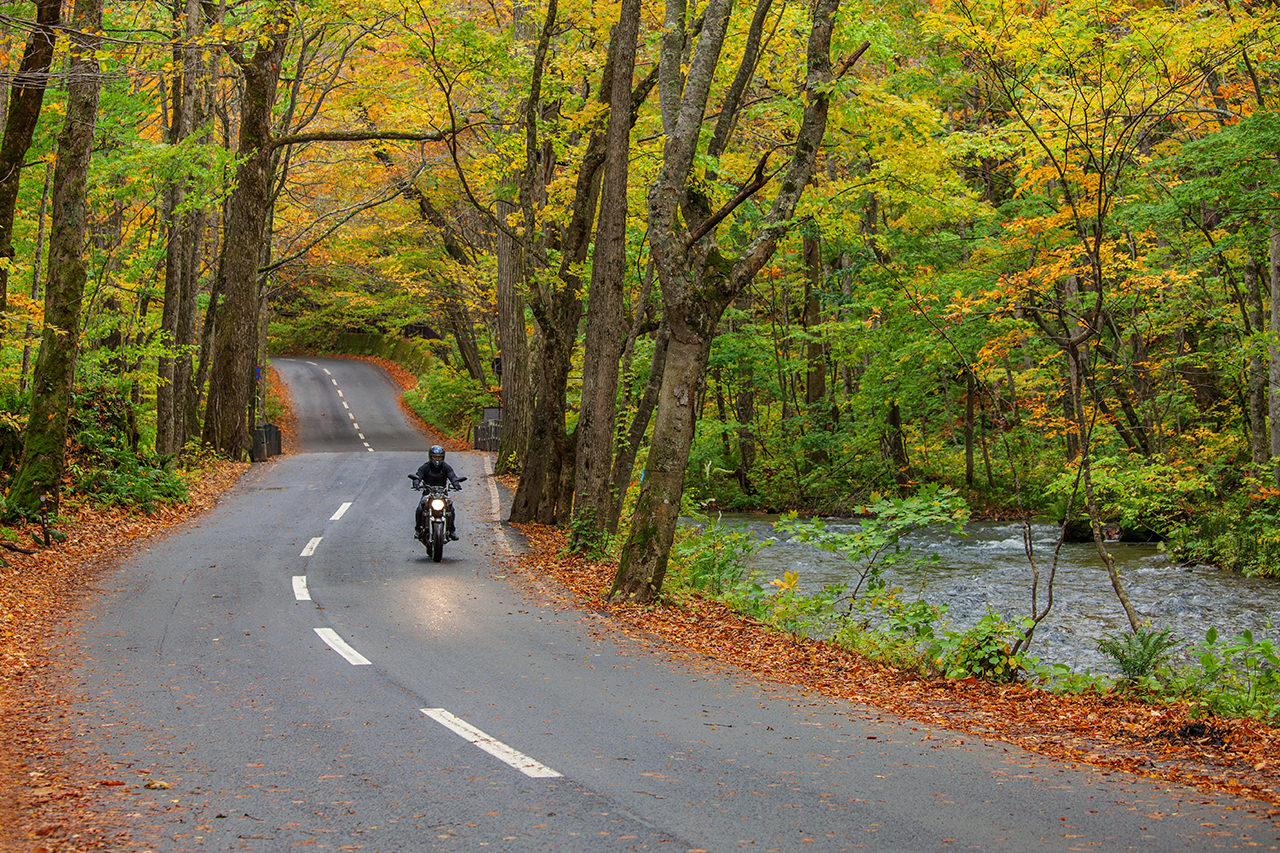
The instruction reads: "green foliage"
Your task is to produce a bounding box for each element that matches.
[1047,454,1212,539]
[1168,484,1280,578]
[403,363,496,435]
[1096,626,1179,681]
[667,517,765,599]
[68,392,187,514]
[930,610,1023,683]
[774,484,970,602]
[1183,626,1280,722]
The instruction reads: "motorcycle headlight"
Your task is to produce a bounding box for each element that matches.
[430,498,447,512]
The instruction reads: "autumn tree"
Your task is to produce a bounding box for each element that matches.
[611,0,845,602]
[0,0,60,327]
[7,0,102,515]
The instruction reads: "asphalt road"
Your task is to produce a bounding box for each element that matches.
[68,356,1280,851]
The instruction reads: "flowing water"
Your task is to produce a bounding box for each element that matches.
[707,516,1280,673]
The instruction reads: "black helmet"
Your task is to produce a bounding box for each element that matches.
[429,445,445,468]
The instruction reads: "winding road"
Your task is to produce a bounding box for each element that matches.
[68,356,1280,851]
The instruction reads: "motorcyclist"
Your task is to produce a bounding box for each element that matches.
[414,445,463,540]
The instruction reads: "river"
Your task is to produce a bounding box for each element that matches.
[709,515,1280,674]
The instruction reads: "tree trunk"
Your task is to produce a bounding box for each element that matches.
[494,199,532,473]
[802,235,828,468]
[964,371,975,488]
[7,0,101,516]
[1246,257,1270,470]
[570,0,642,552]
[608,320,669,532]
[612,0,842,602]
[611,329,709,601]
[1270,221,1280,488]
[202,18,291,458]
[0,0,60,324]
[19,163,51,392]
[157,1,199,456]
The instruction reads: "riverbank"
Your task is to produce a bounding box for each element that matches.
[508,523,1280,810]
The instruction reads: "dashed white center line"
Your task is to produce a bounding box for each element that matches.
[300,537,323,557]
[314,628,371,665]
[330,502,352,521]
[320,367,329,374]
[347,411,356,420]
[420,709,562,778]
[351,421,359,429]
[337,389,344,398]
[293,575,311,601]
[342,401,350,410]
[331,378,339,386]
[358,433,366,440]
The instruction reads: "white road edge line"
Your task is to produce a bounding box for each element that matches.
[330,502,352,521]
[292,575,311,601]
[420,708,562,778]
[300,536,323,557]
[314,628,371,665]
[484,456,518,554]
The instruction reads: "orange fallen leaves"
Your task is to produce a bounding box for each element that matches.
[0,456,250,852]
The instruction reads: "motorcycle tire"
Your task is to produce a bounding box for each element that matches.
[430,520,445,562]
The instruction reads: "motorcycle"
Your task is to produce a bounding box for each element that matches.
[409,474,466,562]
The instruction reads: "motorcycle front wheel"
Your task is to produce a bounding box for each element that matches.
[430,520,445,562]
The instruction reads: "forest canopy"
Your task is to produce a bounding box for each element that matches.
[0,0,1278,596]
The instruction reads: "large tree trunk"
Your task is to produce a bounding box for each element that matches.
[611,329,709,600]
[1270,222,1280,488]
[569,0,642,551]
[608,321,669,531]
[202,18,291,458]
[494,199,532,473]
[0,0,60,324]
[7,0,102,516]
[612,0,842,602]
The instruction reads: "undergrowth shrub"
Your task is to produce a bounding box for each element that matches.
[69,391,187,513]
[1097,626,1179,681]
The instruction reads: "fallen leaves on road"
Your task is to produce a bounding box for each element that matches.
[509,522,1280,810]
[0,457,249,852]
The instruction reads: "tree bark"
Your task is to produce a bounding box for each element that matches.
[1270,221,1280,488]
[202,16,291,458]
[7,0,101,516]
[611,0,842,602]
[495,198,533,473]
[0,0,60,324]
[157,0,201,456]
[569,0,643,551]
[1245,257,1270,470]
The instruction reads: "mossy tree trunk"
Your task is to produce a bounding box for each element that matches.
[7,0,102,516]
[611,0,843,602]
[202,14,291,458]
